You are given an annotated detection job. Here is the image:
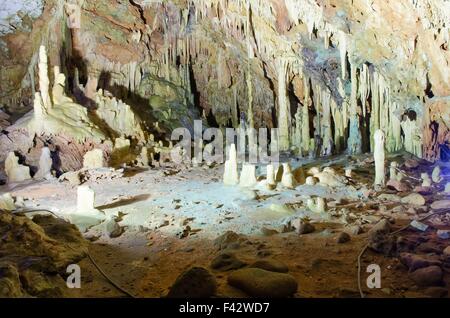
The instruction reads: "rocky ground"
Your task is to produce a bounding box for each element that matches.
[0,152,449,298]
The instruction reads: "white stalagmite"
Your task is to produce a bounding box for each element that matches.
[374,130,386,187]
[38,45,52,110]
[266,164,276,186]
[35,147,53,180]
[77,186,97,214]
[5,152,31,183]
[305,176,317,185]
[307,197,327,213]
[432,166,443,183]
[345,168,352,178]
[389,162,398,181]
[33,92,45,120]
[239,164,257,188]
[421,173,432,187]
[281,163,296,189]
[223,144,239,185]
[0,193,15,211]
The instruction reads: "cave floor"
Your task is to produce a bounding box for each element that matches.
[1,152,449,298]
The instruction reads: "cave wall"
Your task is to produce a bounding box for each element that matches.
[0,0,448,161]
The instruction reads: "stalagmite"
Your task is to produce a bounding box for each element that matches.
[445,183,450,194]
[345,168,352,178]
[239,164,257,188]
[5,152,31,183]
[307,197,327,213]
[281,163,296,189]
[0,193,15,211]
[421,173,432,187]
[76,186,97,215]
[38,45,52,111]
[35,147,53,180]
[389,162,399,181]
[432,166,443,183]
[83,149,105,170]
[305,176,317,185]
[266,164,276,186]
[33,92,45,120]
[374,130,386,187]
[223,144,239,186]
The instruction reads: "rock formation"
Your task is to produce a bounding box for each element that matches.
[35,147,53,180]
[5,152,31,183]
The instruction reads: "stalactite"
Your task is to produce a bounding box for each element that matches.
[347,62,362,154]
[339,31,347,80]
[359,64,370,118]
[401,118,423,157]
[243,1,255,129]
[301,78,311,155]
[277,57,291,151]
[321,89,333,156]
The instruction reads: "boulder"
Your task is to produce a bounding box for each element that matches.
[167,267,217,298]
[228,268,297,297]
[409,266,443,287]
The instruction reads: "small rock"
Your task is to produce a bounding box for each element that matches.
[104,217,124,238]
[261,227,279,236]
[409,266,443,287]
[167,267,217,298]
[292,219,315,235]
[214,231,245,251]
[401,193,426,206]
[437,230,450,240]
[250,259,289,273]
[347,225,364,235]
[410,220,429,232]
[210,253,247,271]
[387,180,409,192]
[368,219,395,255]
[443,246,450,256]
[414,186,432,195]
[431,200,450,211]
[337,232,351,244]
[228,268,297,297]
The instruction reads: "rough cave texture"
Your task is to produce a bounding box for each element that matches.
[0,0,448,174]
